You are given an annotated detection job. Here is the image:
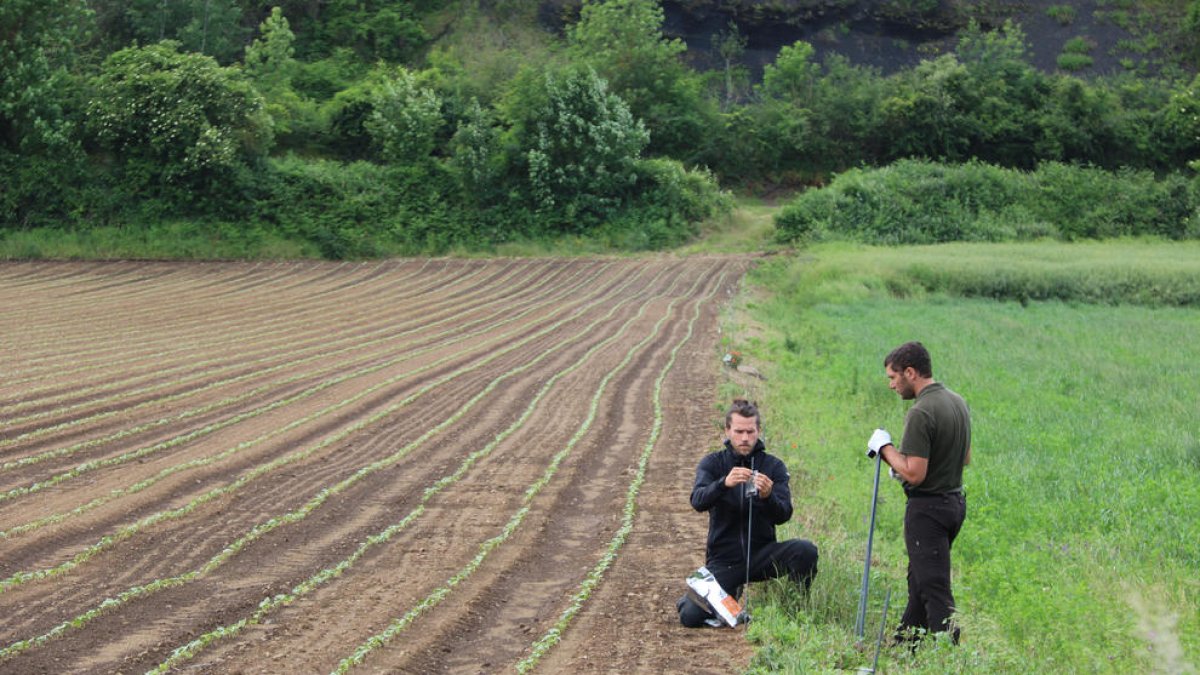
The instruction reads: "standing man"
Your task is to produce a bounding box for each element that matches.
[868,341,970,644]
[678,399,819,628]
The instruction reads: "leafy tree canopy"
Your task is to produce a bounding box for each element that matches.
[0,0,91,153]
[86,42,273,184]
[124,0,247,63]
[508,66,649,229]
[365,66,445,164]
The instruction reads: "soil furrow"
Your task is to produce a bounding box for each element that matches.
[1,259,506,389]
[144,286,701,674]
[0,256,755,675]
[0,262,637,565]
[0,260,589,449]
[0,261,591,475]
[0,262,660,617]
[176,265,720,667]
[0,258,502,384]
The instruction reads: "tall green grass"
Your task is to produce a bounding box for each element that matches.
[724,241,1199,673]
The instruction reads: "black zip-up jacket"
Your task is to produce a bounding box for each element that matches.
[690,439,794,565]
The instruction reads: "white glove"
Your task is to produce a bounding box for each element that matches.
[866,428,892,458]
[889,466,902,481]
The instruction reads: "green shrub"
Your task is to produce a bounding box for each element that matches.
[775,160,1198,245]
[1045,4,1077,25]
[1060,38,1099,71]
[364,66,444,165]
[1063,36,1094,54]
[292,48,368,101]
[629,158,730,225]
[505,65,649,232]
[1030,163,1196,239]
[86,42,273,194]
[324,71,387,161]
[593,158,732,249]
[1057,52,1094,72]
[0,151,89,228]
[255,156,464,258]
[775,160,1028,245]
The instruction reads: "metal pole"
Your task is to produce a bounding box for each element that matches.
[742,461,754,623]
[855,450,883,639]
[871,589,892,673]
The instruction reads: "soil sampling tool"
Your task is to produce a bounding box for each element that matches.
[855,444,884,639]
[857,588,892,674]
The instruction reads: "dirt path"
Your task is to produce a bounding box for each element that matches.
[0,257,756,674]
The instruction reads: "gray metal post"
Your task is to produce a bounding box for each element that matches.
[855,450,883,639]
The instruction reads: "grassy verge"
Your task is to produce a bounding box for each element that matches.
[721,241,1199,673]
[676,194,784,256]
[0,222,319,260]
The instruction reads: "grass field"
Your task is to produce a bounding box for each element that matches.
[719,241,1200,673]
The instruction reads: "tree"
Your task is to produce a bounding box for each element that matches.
[1183,0,1200,68]
[805,54,888,170]
[245,6,297,93]
[243,6,321,148]
[567,0,707,158]
[712,21,749,110]
[364,67,444,164]
[311,0,428,62]
[759,41,820,104]
[1164,74,1200,168]
[87,42,273,188]
[0,0,91,153]
[877,54,973,162]
[953,20,1050,167]
[125,0,247,63]
[450,98,503,205]
[505,66,649,230]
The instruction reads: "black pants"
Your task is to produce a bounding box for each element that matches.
[899,492,966,641]
[678,538,818,627]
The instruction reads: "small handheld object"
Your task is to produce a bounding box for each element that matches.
[745,469,759,497]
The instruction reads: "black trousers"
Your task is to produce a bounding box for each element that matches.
[899,492,966,641]
[678,538,818,627]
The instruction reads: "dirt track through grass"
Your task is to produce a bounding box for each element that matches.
[1,257,755,674]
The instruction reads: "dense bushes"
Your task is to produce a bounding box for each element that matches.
[711,22,1199,184]
[775,160,1199,244]
[86,43,273,190]
[256,156,460,258]
[598,158,733,249]
[5,1,1200,258]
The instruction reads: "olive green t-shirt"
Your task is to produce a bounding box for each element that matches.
[900,382,971,496]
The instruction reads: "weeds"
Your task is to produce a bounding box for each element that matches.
[724,243,1200,672]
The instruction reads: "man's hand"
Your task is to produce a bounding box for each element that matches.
[752,471,773,498]
[867,428,892,458]
[724,468,773,498]
[724,467,752,488]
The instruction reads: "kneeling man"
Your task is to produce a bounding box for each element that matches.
[678,399,818,627]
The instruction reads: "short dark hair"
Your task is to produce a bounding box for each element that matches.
[885,341,932,378]
[725,398,761,429]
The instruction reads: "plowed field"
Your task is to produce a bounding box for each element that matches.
[0,258,755,674]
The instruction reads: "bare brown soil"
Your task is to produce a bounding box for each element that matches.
[0,257,756,674]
